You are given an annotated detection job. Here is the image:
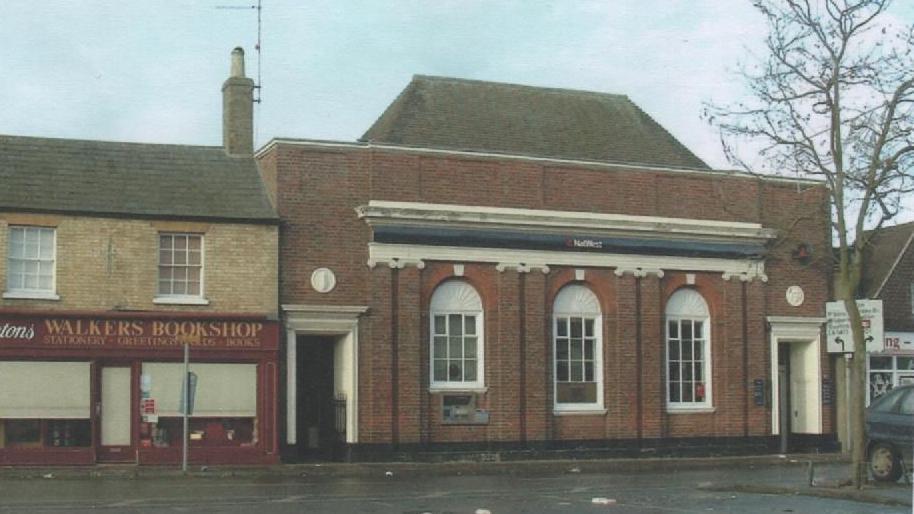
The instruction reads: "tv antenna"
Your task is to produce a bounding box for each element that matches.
[216,0,263,103]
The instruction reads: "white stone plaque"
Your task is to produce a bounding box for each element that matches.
[310,268,336,294]
[785,285,805,307]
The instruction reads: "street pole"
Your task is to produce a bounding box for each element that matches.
[182,342,189,473]
[845,353,852,453]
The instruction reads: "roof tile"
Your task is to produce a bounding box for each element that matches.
[0,135,277,221]
[361,75,709,169]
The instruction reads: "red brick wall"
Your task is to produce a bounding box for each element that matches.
[261,143,834,447]
[270,145,372,307]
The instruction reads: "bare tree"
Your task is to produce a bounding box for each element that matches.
[705,0,914,487]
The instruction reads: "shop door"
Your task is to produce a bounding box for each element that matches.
[97,366,133,462]
[296,336,337,460]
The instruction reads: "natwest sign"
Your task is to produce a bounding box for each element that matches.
[0,315,278,351]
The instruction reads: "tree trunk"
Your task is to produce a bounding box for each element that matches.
[843,292,868,488]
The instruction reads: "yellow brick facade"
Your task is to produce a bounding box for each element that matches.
[0,213,278,317]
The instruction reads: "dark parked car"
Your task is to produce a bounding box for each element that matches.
[866,384,914,482]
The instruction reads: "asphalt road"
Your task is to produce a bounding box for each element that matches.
[0,462,908,513]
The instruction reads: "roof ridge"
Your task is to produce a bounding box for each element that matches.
[621,100,708,168]
[0,133,225,151]
[359,78,422,143]
[411,74,631,101]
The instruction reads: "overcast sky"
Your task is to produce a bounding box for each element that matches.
[2,1,913,216]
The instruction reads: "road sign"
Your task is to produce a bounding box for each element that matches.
[826,299,884,353]
[179,371,198,415]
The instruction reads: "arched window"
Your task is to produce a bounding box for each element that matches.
[553,284,603,411]
[429,280,484,389]
[665,288,712,409]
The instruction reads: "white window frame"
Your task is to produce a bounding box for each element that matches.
[665,289,713,412]
[4,226,59,300]
[553,284,604,414]
[429,281,485,392]
[155,233,208,305]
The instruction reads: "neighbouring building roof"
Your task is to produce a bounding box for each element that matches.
[361,75,710,170]
[0,135,277,222]
[861,221,914,297]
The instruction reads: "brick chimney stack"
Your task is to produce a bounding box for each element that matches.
[222,47,254,156]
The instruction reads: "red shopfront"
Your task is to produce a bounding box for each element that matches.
[0,311,279,466]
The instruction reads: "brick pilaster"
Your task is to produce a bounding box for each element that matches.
[396,265,422,443]
[640,274,663,439]
[361,264,393,443]
[615,273,639,437]
[523,269,548,442]
[747,279,769,436]
[494,267,522,441]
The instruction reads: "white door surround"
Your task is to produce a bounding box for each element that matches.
[283,304,367,445]
[767,316,826,435]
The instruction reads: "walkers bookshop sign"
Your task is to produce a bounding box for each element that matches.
[0,316,278,351]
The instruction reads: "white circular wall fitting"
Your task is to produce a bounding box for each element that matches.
[310,268,337,294]
[785,285,805,307]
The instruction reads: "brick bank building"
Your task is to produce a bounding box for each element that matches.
[0,49,281,465]
[259,76,837,461]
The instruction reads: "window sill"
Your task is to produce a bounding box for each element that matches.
[153,296,210,306]
[666,406,716,414]
[429,386,488,394]
[553,407,607,416]
[3,291,60,301]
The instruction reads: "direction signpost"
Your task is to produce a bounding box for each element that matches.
[825,299,884,454]
[179,344,198,474]
[825,299,884,354]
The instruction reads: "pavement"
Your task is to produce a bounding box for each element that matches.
[0,452,910,509]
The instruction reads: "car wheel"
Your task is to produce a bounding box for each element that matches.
[869,442,903,482]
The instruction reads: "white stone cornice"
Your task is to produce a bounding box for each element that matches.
[282,304,369,316]
[282,304,369,331]
[370,243,763,279]
[356,201,777,243]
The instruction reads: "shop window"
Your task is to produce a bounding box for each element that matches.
[867,355,914,404]
[665,289,712,410]
[4,226,57,299]
[429,280,485,390]
[0,420,91,449]
[156,233,204,300]
[0,361,91,449]
[140,363,257,448]
[3,420,40,448]
[146,418,255,448]
[553,284,603,412]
